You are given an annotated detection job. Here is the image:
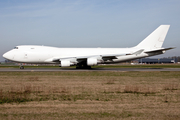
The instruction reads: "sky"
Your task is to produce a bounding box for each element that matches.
[0,0,180,61]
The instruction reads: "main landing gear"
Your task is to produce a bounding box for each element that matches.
[76,64,91,69]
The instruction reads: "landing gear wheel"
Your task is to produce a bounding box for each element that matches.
[76,64,91,69]
[86,66,91,69]
[20,66,24,69]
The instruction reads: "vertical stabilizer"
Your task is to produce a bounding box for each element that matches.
[135,25,170,50]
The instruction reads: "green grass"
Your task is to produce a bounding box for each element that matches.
[0,71,180,78]
[93,64,180,68]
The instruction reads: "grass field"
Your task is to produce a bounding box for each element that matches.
[0,71,180,119]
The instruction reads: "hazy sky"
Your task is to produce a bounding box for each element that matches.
[0,0,180,61]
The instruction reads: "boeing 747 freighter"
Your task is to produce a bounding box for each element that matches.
[3,25,175,69]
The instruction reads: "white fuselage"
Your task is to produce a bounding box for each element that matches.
[3,45,148,64]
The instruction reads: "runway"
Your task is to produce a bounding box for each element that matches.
[0,68,180,72]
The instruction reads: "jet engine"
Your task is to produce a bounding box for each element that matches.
[87,58,98,66]
[60,60,71,67]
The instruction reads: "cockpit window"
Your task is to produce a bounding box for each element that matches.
[14,47,18,49]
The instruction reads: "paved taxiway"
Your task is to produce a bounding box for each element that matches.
[0,68,180,72]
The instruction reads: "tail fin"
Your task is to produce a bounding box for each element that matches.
[135,25,170,50]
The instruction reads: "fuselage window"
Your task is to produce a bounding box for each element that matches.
[14,47,18,49]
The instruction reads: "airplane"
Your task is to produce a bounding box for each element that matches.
[3,25,175,69]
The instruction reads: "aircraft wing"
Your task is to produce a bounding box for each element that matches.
[52,49,145,63]
[52,53,127,63]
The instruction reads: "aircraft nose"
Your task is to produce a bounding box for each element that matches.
[3,52,12,60]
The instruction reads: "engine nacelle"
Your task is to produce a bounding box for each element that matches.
[87,58,98,66]
[60,60,71,67]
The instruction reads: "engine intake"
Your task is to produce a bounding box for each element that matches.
[87,58,98,66]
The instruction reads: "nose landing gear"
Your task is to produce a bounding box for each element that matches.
[19,64,24,69]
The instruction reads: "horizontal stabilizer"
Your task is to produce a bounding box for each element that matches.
[144,47,175,53]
